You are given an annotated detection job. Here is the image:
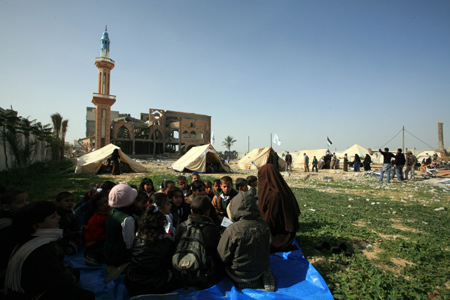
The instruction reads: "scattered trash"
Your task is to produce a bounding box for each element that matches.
[393,211,397,215]
[361,243,372,248]
[323,176,334,182]
[422,221,429,225]
[434,207,446,211]
[308,208,316,212]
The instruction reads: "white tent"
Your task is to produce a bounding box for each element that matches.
[169,144,231,173]
[75,144,147,175]
[335,144,373,162]
[416,150,440,163]
[238,147,286,171]
[293,149,329,169]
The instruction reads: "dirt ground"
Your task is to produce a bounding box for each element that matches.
[131,158,450,188]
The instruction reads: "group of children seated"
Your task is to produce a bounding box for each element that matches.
[0,173,275,299]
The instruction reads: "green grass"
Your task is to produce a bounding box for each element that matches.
[1,160,449,299]
[293,183,450,299]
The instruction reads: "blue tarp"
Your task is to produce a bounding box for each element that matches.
[65,241,333,300]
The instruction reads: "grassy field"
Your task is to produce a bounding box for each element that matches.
[2,160,449,299]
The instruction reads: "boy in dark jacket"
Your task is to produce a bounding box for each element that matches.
[217,189,274,291]
[174,195,222,288]
[394,148,406,181]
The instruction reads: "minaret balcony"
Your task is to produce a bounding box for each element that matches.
[95,57,115,69]
[92,93,116,106]
[95,57,115,64]
[92,93,116,100]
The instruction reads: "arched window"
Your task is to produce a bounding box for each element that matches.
[182,131,190,138]
[197,132,204,139]
[190,131,196,138]
[154,129,162,141]
[117,125,130,139]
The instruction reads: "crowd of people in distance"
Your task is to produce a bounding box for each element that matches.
[0,165,301,299]
[296,148,420,180]
[301,151,372,173]
[379,148,419,183]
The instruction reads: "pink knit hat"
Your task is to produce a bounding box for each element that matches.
[108,183,138,208]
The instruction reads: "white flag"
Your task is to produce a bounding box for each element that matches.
[211,131,215,145]
[273,133,281,146]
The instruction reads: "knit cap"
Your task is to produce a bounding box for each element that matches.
[109,183,138,208]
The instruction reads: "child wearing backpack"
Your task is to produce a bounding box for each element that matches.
[173,196,222,289]
[125,204,180,296]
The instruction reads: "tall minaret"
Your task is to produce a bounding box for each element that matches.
[92,26,116,149]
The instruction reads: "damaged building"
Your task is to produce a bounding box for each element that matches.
[80,28,211,157]
[84,107,211,157]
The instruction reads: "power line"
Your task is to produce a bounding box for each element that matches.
[404,129,436,149]
[379,129,402,149]
[379,128,436,150]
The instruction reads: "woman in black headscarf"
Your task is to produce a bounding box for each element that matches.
[363,154,372,171]
[111,149,121,175]
[258,164,301,253]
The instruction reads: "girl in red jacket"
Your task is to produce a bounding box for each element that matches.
[84,192,110,266]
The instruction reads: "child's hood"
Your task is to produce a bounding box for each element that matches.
[228,189,259,222]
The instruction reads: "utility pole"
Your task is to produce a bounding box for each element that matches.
[402,126,405,153]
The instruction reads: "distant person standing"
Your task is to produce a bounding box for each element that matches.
[285,151,292,172]
[363,154,372,171]
[394,148,406,181]
[312,156,318,172]
[379,148,395,183]
[342,154,348,172]
[353,154,361,172]
[303,153,310,172]
[318,157,325,170]
[111,148,121,175]
[405,151,417,181]
[330,153,337,169]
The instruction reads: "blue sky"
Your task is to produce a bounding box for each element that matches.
[1,0,449,153]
